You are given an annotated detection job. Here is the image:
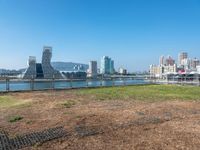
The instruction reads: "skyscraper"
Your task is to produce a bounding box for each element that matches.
[165,55,175,66]
[42,47,61,79]
[159,55,165,66]
[178,52,188,66]
[23,56,37,79]
[88,61,98,78]
[100,56,115,74]
[110,60,115,74]
[181,58,191,70]
[23,46,62,79]
[190,58,200,69]
[100,56,110,74]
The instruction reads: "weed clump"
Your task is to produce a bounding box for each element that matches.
[62,100,76,108]
[9,116,23,123]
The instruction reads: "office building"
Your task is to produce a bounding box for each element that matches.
[87,61,98,78]
[178,52,188,66]
[190,58,200,69]
[23,56,37,79]
[41,47,62,79]
[110,60,115,74]
[150,65,163,77]
[23,46,62,79]
[165,55,175,66]
[118,67,127,75]
[100,56,115,74]
[150,64,177,77]
[150,55,177,77]
[181,58,191,70]
[159,55,165,66]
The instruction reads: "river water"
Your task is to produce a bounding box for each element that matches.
[0,79,149,92]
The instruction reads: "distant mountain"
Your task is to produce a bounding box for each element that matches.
[0,69,22,76]
[51,62,89,72]
[0,69,20,73]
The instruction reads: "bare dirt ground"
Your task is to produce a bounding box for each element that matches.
[1,89,200,150]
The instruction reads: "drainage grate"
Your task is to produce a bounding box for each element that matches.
[75,125,103,137]
[0,126,67,150]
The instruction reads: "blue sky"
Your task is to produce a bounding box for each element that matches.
[0,0,200,72]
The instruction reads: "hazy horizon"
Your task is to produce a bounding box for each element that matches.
[1,0,200,71]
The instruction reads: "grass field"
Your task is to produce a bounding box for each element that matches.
[77,84,200,101]
[0,96,31,108]
[1,84,200,150]
[1,85,200,104]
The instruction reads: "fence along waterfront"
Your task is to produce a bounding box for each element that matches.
[0,77,149,92]
[1,75,200,92]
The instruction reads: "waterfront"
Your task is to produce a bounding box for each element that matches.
[0,79,149,92]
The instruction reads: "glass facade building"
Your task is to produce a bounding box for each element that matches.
[100,56,115,74]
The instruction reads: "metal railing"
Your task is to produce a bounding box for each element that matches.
[149,76,200,86]
[0,78,149,92]
[3,75,200,92]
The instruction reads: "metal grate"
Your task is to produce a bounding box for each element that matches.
[0,126,67,150]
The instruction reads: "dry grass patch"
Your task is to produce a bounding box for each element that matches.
[61,100,76,108]
[0,96,32,108]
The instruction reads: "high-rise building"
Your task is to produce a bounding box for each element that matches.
[165,55,175,66]
[88,61,98,78]
[150,64,177,77]
[178,52,188,66]
[41,47,62,79]
[100,56,115,74]
[100,56,110,74]
[110,60,115,74]
[118,67,127,75]
[159,55,165,66]
[163,64,177,74]
[23,56,37,78]
[23,46,62,79]
[181,58,191,70]
[150,65,163,77]
[190,58,200,69]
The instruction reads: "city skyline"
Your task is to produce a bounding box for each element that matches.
[150,51,200,78]
[1,0,200,71]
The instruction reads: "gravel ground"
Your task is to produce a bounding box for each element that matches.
[1,89,200,150]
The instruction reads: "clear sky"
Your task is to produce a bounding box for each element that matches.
[0,0,200,72]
